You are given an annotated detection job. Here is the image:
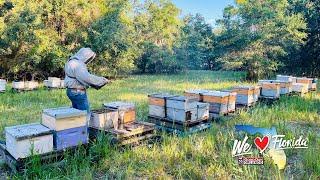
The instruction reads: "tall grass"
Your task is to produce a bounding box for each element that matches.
[0,71,318,179]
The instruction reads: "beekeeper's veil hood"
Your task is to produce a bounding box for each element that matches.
[70,48,96,64]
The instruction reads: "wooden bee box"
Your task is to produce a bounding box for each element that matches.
[232,86,255,106]
[89,109,118,129]
[24,81,39,90]
[103,102,136,124]
[202,91,230,114]
[184,90,210,102]
[5,123,53,160]
[148,94,178,118]
[165,96,201,122]
[260,82,281,98]
[292,83,308,94]
[0,79,6,92]
[12,81,25,90]
[196,102,210,120]
[42,107,87,131]
[297,77,315,90]
[47,77,61,88]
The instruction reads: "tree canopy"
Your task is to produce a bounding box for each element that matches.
[0,0,318,80]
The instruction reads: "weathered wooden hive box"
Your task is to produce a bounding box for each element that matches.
[148,94,178,118]
[90,109,118,130]
[296,77,314,90]
[42,107,88,150]
[12,81,25,90]
[202,91,232,115]
[103,102,136,124]
[258,80,281,98]
[5,123,53,160]
[276,75,294,82]
[231,86,255,106]
[0,79,6,92]
[184,90,210,102]
[24,81,39,90]
[166,96,202,122]
[292,83,309,94]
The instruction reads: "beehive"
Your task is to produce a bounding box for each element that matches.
[231,86,255,106]
[292,83,308,94]
[259,81,281,98]
[12,81,25,90]
[47,77,61,88]
[53,126,88,150]
[103,102,136,124]
[166,96,200,122]
[42,107,87,131]
[202,91,231,114]
[0,79,6,92]
[196,102,210,120]
[90,109,118,129]
[24,81,39,90]
[148,94,178,118]
[5,123,53,160]
[297,77,315,90]
[311,78,317,91]
[278,81,292,95]
[184,90,210,102]
[276,75,294,82]
[60,79,65,88]
[43,80,50,87]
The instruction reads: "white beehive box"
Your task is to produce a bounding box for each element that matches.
[0,79,6,92]
[253,86,261,102]
[25,81,39,90]
[276,75,294,82]
[196,102,210,120]
[231,86,255,106]
[12,81,25,90]
[148,94,178,118]
[103,101,136,124]
[60,79,65,88]
[90,109,118,129]
[166,96,200,122]
[202,91,231,114]
[47,77,61,88]
[5,123,53,160]
[43,80,50,87]
[278,81,292,95]
[292,83,308,94]
[42,107,87,131]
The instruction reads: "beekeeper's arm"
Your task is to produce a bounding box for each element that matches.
[74,61,108,89]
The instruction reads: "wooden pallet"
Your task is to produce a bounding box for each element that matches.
[0,140,87,173]
[148,115,211,135]
[89,121,159,146]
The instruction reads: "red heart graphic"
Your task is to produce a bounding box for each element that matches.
[254,136,270,153]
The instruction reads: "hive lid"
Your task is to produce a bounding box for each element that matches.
[184,89,210,94]
[148,93,178,99]
[43,107,87,119]
[103,101,135,110]
[5,123,52,140]
[202,91,230,97]
[166,96,198,102]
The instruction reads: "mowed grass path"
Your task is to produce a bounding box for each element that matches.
[0,71,319,179]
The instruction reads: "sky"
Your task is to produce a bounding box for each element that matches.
[172,0,235,26]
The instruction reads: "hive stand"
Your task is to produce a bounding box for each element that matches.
[89,121,160,146]
[0,141,88,173]
[148,115,211,136]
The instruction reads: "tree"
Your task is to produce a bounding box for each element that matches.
[215,0,307,80]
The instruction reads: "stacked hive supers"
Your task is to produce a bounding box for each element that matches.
[201,91,236,117]
[42,107,88,150]
[12,81,39,91]
[0,79,6,92]
[231,86,255,106]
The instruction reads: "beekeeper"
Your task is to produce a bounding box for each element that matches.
[64,48,108,112]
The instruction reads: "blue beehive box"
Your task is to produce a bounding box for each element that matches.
[53,126,88,150]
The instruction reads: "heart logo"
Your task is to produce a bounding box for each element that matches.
[254,136,270,153]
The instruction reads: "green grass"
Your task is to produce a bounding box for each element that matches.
[0,70,319,179]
